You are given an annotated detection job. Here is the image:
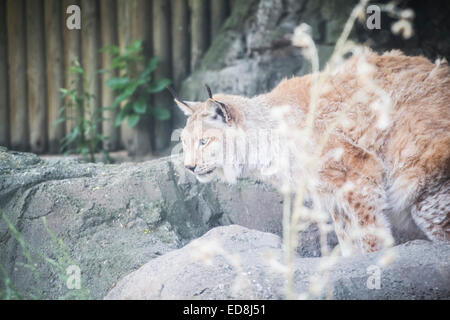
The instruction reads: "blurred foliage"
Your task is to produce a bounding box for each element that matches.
[101,40,172,129]
[57,60,111,163]
[56,40,172,163]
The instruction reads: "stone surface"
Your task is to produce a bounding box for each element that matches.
[105,225,450,300]
[174,0,450,128]
[1,148,329,299]
[3,0,450,300]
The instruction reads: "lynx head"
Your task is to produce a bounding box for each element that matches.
[170,85,245,184]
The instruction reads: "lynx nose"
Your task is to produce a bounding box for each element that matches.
[185,165,196,173]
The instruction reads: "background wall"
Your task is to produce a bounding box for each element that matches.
[0,0,232,155]
[1,0,450,157]
[178,0,450,129]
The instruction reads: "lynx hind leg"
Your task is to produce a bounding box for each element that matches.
[333,184,394,256]
[411,180,450,242]
[323,143,394,256]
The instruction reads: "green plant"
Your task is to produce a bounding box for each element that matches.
[101,40,172,128]
[57,60,111,163]
[0,210,90,300]
[0,263,23,300]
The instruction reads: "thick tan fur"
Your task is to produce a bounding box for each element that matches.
[176,50,450,256]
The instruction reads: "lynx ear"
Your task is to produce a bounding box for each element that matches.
[167,86,196,116]
[205,99,233,126]
[174,99,197,116]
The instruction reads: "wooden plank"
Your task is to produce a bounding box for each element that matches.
[171,0,189,88]
[100,0,119,151]
[62,0,82,138]
[228,0,237,12]
[26,0,47,154]
[129,0,153,156]
[190,0,209,71]
[0,1,9,148]
[81,0,101,147]
[116,0,133,151]
[7,0,28,151]
[45,0,65,153]
[211,0,229,38]
[171,0,190,129]
[153,0,172,151]
[116,0,153,155]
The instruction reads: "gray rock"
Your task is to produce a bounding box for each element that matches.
[0,151,184,299]
[4,0,450,300]
[105,225,450,300]
[0,148,328,299]
[105,225,284,300]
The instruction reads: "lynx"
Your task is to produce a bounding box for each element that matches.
[172,50,450,256]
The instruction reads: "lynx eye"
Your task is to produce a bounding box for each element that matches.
[199,138,210,146]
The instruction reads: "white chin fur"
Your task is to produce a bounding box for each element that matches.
[222,165,239,184]
[197,166,239,184]
[196,172,215,183]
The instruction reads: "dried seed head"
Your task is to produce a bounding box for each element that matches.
[391,19,414,39]
[292,23,313,48]
[399,9,415,20]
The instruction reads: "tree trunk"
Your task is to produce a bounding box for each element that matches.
[62,0,82,139]
[100,0,119,151]
[7,0,28,151]
[45,0,65,153]
[152,0,172,151]
[0,1,9,148]
[190,0,209,71]
[26,0,47,154]
[81,0,101,147]
[116,0,133,151]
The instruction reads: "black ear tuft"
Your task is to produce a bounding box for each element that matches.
[205,84,213,99]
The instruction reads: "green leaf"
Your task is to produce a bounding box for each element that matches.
[142,56,160,78]
[80,146,89,156]
[69,65,84,75]
[59,88,69,97]
[101,106,116,111]
[127,40,143,54]
[53,118,66,127]
[132,98,147,114]
[63,127,80,147]
[109,59,127,71]
[150,107,171,121]
[106,77,129,90]
[127,114,140,128]
[111,82,139,108]
[147,78,172,93]
[114,103,132,127]
[100,45,119,55]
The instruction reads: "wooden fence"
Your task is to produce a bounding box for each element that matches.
[0,0,232,155]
